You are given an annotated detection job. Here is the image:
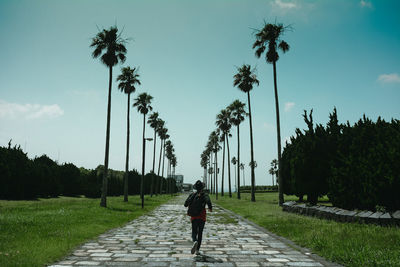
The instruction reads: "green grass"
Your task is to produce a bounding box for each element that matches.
[0,194,174,266]
[212,192,400,267]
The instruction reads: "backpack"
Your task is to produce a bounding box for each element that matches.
[187,193,205,216]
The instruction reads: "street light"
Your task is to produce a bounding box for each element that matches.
[141,137,153,208]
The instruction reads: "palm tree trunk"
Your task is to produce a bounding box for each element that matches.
[226,134,232,198]
[273,61,284,206]
[157,138,163,194]
[150,129,157,197]
[210,153,213,194]
[124,92,131,202]
[157,138,163,176]
[100,66,113,208]
[215,151,218,200]
[162,141,166,179]
[247,92,256,202]
[204,167,207,187]
[221,135,225,197]
[237,125,241,200]
[140,113,146,208]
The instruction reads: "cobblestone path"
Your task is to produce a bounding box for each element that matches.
[50,194,340,267]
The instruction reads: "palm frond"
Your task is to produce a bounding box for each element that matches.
[278,40,290,53]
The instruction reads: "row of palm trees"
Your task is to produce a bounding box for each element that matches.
[200,21,290,204]
[90,26,177,208]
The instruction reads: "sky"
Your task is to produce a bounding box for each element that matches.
[0,0,399,189]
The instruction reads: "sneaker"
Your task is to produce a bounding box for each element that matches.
[191,241,198,254]
[195,249,200,255]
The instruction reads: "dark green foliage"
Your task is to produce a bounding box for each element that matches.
[0,144,34,199]
[282,109,400,211]
[328,116,400,211]
[0,144,177,200]
[281,110,330,205]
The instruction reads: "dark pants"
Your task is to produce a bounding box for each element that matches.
[191,219,205,250]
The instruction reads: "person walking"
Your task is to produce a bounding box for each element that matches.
[184,180,212,255]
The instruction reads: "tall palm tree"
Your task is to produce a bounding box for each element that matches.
[269,167,275,186]
[117,66,140,202]
[91,26,127,208]
[233,64,259,202]
[165,140,173,193]
[200,151,209,188]
[228,100,246,199]
[148,112,160,196]
[162,134,170,178]
[240,163,245,186]
[216,109,233,197]
[157,122,166,176]
[155,120,165,195]
[157,127,168,194]
[253,22,290,205]
[270,159,278,186]
[231,156,237,192]
[133,93,153,208]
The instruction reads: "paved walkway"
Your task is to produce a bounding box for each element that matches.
[50,194,340,267]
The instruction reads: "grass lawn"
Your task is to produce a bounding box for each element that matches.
[212,192,400,267]
[0,194,175,266]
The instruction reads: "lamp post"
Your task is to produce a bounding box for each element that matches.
[141,137,153,208]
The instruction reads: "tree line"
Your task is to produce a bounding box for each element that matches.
[90,26,178,207]
[281,108,400,211]
[0,142,178,200]
[200,22,290,204]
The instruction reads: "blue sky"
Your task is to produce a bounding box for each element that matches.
[0,0,399,189]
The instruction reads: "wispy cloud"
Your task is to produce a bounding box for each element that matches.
[378,73,400,84]
[284,102,295,112]
[273,0,297,9]
[360,0,373,8]
[0,99,64,120]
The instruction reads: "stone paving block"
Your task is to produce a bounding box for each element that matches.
[268,258,290,262]
[90,252,113,257]
[91,257,112,261]
[287,262,324,266]
[74,261,100,265]
[113,257,140,262]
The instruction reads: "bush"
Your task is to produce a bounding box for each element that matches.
[0,142,178,200]
[282,109,400,211]
[328,117,400,211]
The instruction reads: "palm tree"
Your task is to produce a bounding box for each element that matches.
[233,64,259,202]
[240,163,245,186]
[200,151,209,188]
[157,126,168,194]
[117,66,140,202]
[157,125,166,193]
[253,22,290,205]
[216,109,233,197]
[133,93,153,208]
[157,122,166,176]
[165,140,174,193]
[231,156,237,192]
[227,100,246,199]
[268,167,274,186]
[91,26,127,208]
[148,112,160,196]
[270,159,278,186]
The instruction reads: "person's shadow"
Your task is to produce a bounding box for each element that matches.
[194,253,223,263]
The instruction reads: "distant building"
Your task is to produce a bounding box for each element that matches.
[182,183,192,192]
[168,174,184,191]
